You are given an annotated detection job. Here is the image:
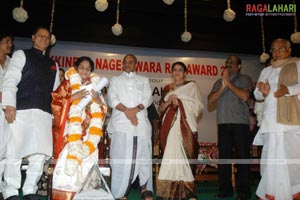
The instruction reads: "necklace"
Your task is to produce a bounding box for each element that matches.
[174,80,185,88]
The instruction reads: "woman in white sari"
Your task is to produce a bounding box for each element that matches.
[156,62,203,200]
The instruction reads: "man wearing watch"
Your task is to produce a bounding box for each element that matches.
[107,54,153,200]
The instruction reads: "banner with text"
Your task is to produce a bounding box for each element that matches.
[15,38,262,142]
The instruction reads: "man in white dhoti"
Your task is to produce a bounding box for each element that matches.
[107,54,153,199]
[254,38,300,200]
[2,27,60,200]
[0,31,14,200]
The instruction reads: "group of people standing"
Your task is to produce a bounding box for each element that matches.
[0,25,300,200]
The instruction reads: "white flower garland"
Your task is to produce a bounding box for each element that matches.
[49,0,56,46]
[291,32,300,44]
[180,0,192,42]
[163,0,175,5]
[64,67,106,176]
[50,34,56,46]
[223,8,236,22]
[12,7,28,23]
[112,23,123,36]
[181,31,192,43]
[260,52,270,64]
[95,0,108,12]
[112,0,123,36]
[223,0,235,22]
[291,4,300,44]
[259,17,269,64]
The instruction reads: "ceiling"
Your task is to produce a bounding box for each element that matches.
[1,0,300,56]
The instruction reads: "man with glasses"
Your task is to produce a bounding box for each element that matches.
[254,38,300,199]
[1,27,60,200]
[208,55,252,200]
[107,54,153,199]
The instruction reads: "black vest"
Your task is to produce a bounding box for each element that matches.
[16,48,56,114]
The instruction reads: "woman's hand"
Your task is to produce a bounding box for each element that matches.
[71,89,89,101]
[167,94,177,101]
[168,94,179,106]
[171,98,179,106]
[82,80,92,85]
[91,90,103,105]
[158,100,171,114]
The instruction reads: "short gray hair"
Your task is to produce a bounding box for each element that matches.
[271,38,291,48]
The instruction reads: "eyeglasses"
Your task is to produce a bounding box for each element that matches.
[78,65,92,72]
[270,47,287,53]
[225,61,238,66]
[36,34,50,40]
[123,61,136,65]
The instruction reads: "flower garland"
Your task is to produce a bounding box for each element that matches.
[49,0,56,46]
[112,0,123,36]
[290,0,300,44]
[181,0,192,43]
[162,0,174,5]
[95,0,108,12]
[64,67,106,176]
[223,0,236,22]
[260,16,270,64]
[12,0,28,23]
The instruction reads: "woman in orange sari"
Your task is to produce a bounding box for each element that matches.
[51,56,107,200]
[156,62,203,200]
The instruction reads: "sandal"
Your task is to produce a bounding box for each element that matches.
[141,190,154,200]
[186,193,197,200]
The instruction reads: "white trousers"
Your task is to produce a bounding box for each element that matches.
[3,154,46,198]
[0,159,5,193]
[0,108,8,193]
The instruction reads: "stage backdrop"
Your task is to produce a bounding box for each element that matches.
[14,37,263,143]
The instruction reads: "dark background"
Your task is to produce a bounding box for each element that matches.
[1,0,300,56]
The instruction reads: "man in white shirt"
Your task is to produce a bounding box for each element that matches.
[254,38,300,200]
[2,27,60,200]
[107,54,153,199]
[0,31,14,200]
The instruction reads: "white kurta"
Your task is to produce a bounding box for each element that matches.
[0,55,10,159]
[0,56,10,193]
[107,72,153,198]
[2,50,60,158]
[107,72,152,137]
[253,62,300,200]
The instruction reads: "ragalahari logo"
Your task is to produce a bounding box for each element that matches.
[245,2,296,16]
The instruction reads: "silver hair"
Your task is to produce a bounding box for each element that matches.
[271,38,291,48]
